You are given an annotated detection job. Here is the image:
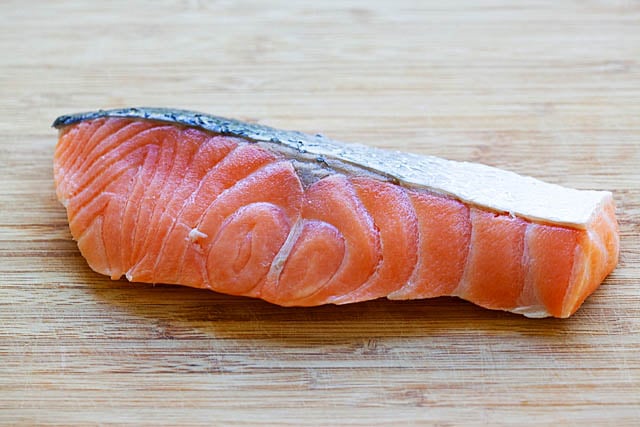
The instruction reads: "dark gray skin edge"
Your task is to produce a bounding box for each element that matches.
[53,107,327,149]
[52,107,398,185]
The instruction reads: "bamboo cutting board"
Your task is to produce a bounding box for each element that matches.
[1,1,639,425]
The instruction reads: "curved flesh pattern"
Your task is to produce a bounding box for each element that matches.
[54,118,620,318]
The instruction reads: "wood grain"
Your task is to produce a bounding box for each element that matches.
[1,0,639,425]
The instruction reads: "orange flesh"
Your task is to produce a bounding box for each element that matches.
[54,118,620,318]
[263,220,346,304]
[331,177,419,303]
[526,224,580,317]
[389,191,471,300]
[290,175,380,306]
[457,210,528,311]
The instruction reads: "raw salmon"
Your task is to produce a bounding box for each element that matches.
[53,108,619,318]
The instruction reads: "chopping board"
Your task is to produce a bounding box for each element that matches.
[1,1,638,425]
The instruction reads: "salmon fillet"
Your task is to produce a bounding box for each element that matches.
[53,108,619,318]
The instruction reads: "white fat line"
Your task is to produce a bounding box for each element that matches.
[588,224,608,272]
[562,243,589,317]
[386,198,424,300]
[451,215,475,298]
[263,217,306,290]
[602,205,617,230]
[516,223,540,309]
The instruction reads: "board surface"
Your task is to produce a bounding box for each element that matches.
[1,1,639,425]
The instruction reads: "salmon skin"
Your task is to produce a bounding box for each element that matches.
[53,107,619,318]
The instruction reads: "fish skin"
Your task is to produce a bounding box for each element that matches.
[54,107,612,229]
[53,107,328,154]
[53,109,620,318]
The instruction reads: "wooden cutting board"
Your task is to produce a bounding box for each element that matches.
[1,1,638,425]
